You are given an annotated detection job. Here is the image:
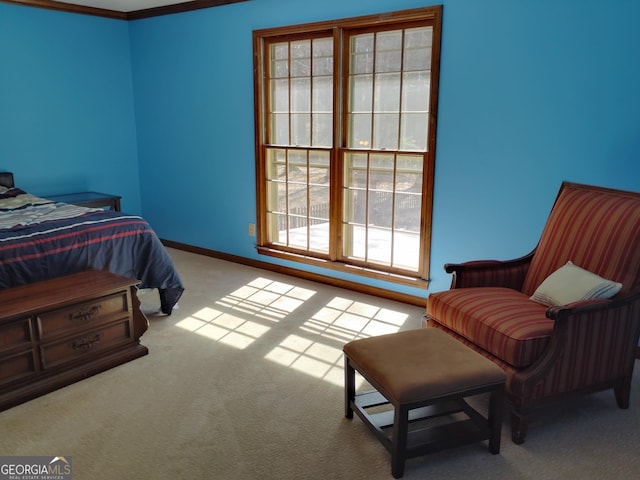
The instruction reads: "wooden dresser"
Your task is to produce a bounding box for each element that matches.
[0,270,149,411]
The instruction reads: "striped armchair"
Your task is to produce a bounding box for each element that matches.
[425,182,640,444]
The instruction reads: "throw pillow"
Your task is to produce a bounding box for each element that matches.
[530,261,622,307]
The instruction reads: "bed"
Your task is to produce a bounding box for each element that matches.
[0,172,184,314]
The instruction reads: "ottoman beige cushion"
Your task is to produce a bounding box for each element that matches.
[344,327,506,404]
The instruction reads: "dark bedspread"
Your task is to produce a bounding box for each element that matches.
[0,190,184,314]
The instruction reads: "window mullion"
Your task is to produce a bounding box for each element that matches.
[287,42,293,147]
[285,150,290,246]
[390,154,398,268]
[331,27,343,262]
[388,30,406,266]
[370,32,377,153]
[306,149,311,251]
[364,153,371,263]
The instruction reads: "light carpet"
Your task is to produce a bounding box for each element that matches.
[1,248,638,479]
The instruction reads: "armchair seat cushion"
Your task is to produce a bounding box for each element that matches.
[427,287,553,368]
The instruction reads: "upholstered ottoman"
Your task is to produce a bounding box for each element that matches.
[343,328,506,478]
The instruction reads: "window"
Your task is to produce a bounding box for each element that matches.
[253,6,442,287]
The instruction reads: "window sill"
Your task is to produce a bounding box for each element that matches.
[257,246,429,290]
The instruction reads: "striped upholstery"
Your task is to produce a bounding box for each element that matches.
[522,183,640,297]
[425,182,640,441]
[446,257,531,290]
[510,298,640,404]
[427,287,552,368]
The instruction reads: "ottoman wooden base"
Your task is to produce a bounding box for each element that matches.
[344,328,506,478]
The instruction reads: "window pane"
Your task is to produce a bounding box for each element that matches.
[392,227,420,270]
[400,113,428,151]
[394,192,421,232]
[348,74,373,149]
[344,187,365,225]
[269,77,289,145]
[312,37,333,76]
[350,74,373,112]
[401,71,430,112]
[343,153,368,227]
[367,226,392,265]
[265,148,286,181]
[270,43,289,78]
[287,181,307,248]
[350,34,374,74]
[403,27,432,71]
[374,72,401,112]
[309,150,330,185]
[399,71,430,151]
[312,113,332,147]
[375,31,402,73]
[287,150,307,181]
[312,77,332,112]
[373,73,400,150]
[265,149,287,223]
[268,212,286,243]
[373,113,399,150]
[290,40,310,77]
[291,78,310,113]
[308,151,330,252]
[368,191,393,229]
[344,152,368,189]
[273,181,287,213]
[291,113,310,146]
[368,153,394,230]
[291,77,310,146]
[271,78,290,112]
[395,154,423,234]
[349,113,372,149]
[312,76,333,147]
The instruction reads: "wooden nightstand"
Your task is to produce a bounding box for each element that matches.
[47,192,121,212]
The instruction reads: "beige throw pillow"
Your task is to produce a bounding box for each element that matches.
[530,261,622,307]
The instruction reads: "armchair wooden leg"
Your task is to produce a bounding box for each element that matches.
[344,357,355,418]
[511,409,529,445]
[614,377,632,409]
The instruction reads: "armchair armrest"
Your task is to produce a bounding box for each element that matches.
[444,252,534,290]
[512,290,640,408]
[546,289,640,321]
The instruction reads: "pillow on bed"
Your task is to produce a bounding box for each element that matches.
[530,261,622,307]
[0,187,27,199]
[0,188,54,211]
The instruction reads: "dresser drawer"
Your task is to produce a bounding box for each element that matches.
[40,320,133,370]
[0,318,33,352]
[0,350,38,388]
[37,292,129,339]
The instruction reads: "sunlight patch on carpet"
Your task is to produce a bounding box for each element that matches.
[175,277,315,349]
[265,296,409,386]
[174,278,410,386]
[213,277,315,321]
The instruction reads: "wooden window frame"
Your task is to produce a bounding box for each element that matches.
[253,6,442,288]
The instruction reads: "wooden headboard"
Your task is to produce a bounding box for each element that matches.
[0,172,14,188]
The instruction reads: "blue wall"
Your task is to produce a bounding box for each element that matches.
[2,0,639,297]
[129,0,640,296]
[0,3,142,213]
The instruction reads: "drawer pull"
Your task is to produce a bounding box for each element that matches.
[70,333,102,351]
[70,305,102,322]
